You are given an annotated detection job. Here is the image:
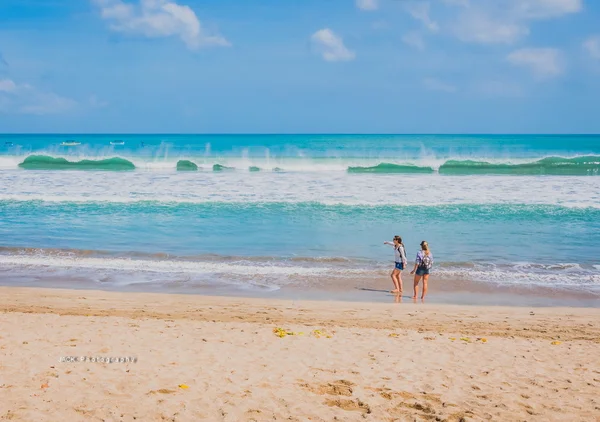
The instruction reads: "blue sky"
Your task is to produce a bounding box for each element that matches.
[0,0,599,133]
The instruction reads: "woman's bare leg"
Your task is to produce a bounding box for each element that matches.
[413,274,421,299]
[397,271,403,293]
[421,274,429,299]
[390,270,400,293]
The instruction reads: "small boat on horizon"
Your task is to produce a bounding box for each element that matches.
[60,141,81,146]
[110,140,125,145]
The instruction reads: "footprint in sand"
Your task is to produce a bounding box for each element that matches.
[325,398,371,414]
[300,380,354,396]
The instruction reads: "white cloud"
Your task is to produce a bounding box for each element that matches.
[0,78,77,115]
[402,32,425,50]
[512,0,582,19]
[583,36,600,60]
[356,0,378,11]
[450,0,581,45]
[406,2,439,32]
[507,48,562,78]
[311,29,356,62]
[0,79,18,92]
[423,77,457,93]
[454,12,529,44]
[92,0,229,49]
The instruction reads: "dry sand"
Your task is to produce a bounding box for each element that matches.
[1,287,599,421]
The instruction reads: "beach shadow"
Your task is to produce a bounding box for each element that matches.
[356,288,390,293]
[356,288,411,301]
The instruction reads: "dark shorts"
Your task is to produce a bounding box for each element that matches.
[394,262,404,270]
[416,267,430,276]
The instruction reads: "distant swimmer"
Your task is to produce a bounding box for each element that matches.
[384,236,407,294]
[410,241,433,300]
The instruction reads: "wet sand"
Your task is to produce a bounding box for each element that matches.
[1,287,600,421]
[1,270,599,308]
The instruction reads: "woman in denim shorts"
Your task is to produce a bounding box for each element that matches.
[410,241,433,300]
[384,235,407,294]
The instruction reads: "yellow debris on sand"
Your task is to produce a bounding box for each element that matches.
[273,327,307,338]
[312,329,333,338]
[273,327,333,338]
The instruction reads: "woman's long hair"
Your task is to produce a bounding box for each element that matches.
[394,236,405,253]
[420,240,431,255]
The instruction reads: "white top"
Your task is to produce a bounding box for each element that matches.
[384,242,407,264]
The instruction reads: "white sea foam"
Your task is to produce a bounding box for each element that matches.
[0,255,338,276]
[1,171,599,207]
[1,253,598,291]
[435,268,600,287]
[0,156,21,169]
[434,261,600,289]
[0,254,372,291]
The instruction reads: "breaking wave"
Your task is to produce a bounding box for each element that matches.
[347,156,600,175]
[18,155,136,171]
[438,156,600,175]
[3,154,597,175]
[348,163,435,174]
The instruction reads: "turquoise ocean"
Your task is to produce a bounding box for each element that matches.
[0,134,599,300]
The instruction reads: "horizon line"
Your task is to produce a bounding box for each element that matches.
[1,133,600,136]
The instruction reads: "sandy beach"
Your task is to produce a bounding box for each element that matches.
[1,287,599,422]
